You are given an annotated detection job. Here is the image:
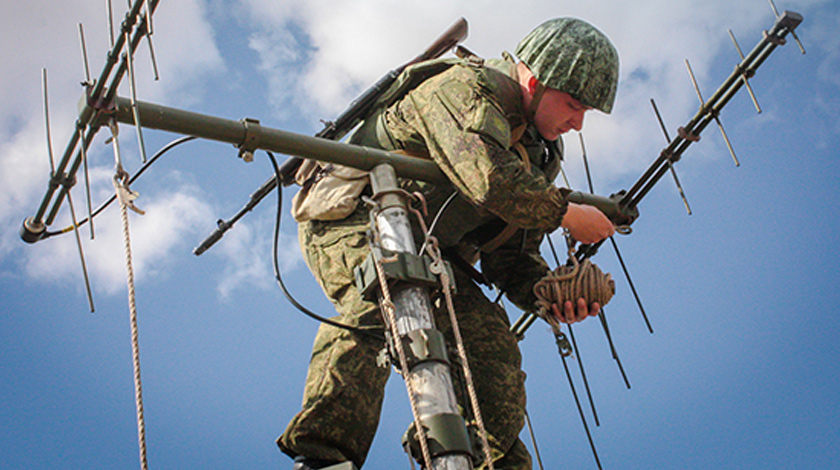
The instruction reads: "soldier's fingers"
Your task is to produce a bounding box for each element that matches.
[551,303,564,323]
[576,298,589,322]
[563,300,576,323]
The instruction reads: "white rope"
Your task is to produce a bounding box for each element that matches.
[114,171,149,470]
[407,194,494,470]
[371,246,434,470]
[427,239,495,470]
[363,195,433,469]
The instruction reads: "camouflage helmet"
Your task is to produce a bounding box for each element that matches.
[515,18,619,114]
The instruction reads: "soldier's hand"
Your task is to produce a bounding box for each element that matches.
[561,203,615,244]
[550,298,601,324]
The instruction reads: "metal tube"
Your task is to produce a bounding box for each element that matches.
[369,164,471,470]
[112,97,449,185]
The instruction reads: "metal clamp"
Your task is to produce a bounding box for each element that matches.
[238,117,261,162]
[400,328,450,370]
[677,126,701,142]
[402,413,474,461]
[763,29,787,46]
[354,248,456,301]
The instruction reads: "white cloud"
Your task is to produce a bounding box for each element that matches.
[3,0,826,297]
[20,178,215,295]
[132,0,227,105]
[247,27,313,120]
[0,0,226,296]
[213,215,302,301]
[235,0,797,188]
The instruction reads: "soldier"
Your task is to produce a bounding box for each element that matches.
[279,17,620,470]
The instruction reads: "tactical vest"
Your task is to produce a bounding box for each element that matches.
[292,55,563,256]
[291,57,466,222]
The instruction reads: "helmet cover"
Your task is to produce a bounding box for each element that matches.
[515,18,619,113]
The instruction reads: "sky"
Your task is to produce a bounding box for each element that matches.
[1,0,839,469]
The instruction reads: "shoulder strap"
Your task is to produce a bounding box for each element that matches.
[478,126,532,253]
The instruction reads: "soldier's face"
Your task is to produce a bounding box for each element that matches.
[533,89,589,141]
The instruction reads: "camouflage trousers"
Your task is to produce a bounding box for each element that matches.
[278,207,531,469]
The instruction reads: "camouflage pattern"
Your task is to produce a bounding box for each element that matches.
[278,209,390,468]
[280,56,569,469]
[383,58,569,236]
[515,18,619,114]
[480,226,552,313]
[278,207,531,469]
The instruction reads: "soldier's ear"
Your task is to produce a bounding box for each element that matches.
[528,76,540,96]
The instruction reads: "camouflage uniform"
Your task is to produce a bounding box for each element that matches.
[279,56,569,469]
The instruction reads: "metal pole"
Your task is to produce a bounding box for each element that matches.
[369,163,472,470]
[115,97,449,185]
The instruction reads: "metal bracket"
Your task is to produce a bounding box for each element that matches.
[51,170,77,191]
[763,29,787,46]
[400,328,451,370]
[402,413,474,461]
[677,126,701,142]
[238,117,261,162]
[354,248,455,301]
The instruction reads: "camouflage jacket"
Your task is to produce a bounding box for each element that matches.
[352,56,567,311]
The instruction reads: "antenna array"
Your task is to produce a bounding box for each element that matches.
[17,2,806,469]
[510,6,804,467]
[23,0,160,247]
[24,4,163,470]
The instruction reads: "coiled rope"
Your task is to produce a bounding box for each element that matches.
[533,250,615,324]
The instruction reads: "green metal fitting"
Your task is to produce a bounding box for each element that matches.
[401,412,474,461]
[401,328,450,370]
[354,248,455,301]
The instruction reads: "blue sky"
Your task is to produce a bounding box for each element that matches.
[2,0,839,469]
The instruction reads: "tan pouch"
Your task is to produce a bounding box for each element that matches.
[291,162,370,222]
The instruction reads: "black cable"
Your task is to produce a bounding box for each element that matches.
[42,135,198,240]
[39,136,384,342]
[265,151,385,343]
[546,230,601,425]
